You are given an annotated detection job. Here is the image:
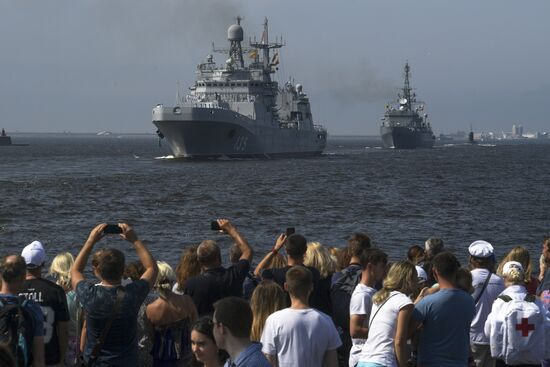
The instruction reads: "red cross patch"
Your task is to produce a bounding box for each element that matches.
[515,318,535,337]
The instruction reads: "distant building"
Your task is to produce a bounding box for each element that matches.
[512,124,523,137]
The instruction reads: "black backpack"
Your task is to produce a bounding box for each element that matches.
[330,267,362,366]
[0,298,35,367]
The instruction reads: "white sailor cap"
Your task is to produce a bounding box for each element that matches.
[415,265,428,283]
[502,261,523,276]
[468,240,494,258]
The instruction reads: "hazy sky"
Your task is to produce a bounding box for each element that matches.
[1,0,549,135]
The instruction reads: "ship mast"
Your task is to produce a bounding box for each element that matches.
[399,62,415,111]
[249,17,284,81]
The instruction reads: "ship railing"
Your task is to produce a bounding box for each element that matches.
[279,121,299,129]
[314,124,327,132]
[183,102,230,110]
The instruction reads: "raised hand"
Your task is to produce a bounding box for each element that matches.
[119,223,139,243]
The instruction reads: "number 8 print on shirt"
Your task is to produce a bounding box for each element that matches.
[20,277,70,366]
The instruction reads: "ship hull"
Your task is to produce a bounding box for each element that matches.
[380,126,435,149]
[153,107,326,158]
[0,136,12,146]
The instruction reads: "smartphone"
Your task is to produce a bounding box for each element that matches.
[103,224,122,234]
[286,227,295,236]
[211,221,221,231]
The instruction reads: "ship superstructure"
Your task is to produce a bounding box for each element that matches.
[153,17,327,158]
[380,63,435,149]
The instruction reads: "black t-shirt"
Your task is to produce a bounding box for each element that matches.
[261,265,326,312]
[184,259,250,316]
[20,277,70,365]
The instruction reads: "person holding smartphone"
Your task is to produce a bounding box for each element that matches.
[183,219,253,316]
[70,223,158,367]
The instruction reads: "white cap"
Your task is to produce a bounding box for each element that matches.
[416,265,428,283]
[21,241,46,268]
[468,240,494,258]
[502,261,523,276]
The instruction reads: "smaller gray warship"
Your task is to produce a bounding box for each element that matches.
[153,17,327,158]
[380,63,435,149]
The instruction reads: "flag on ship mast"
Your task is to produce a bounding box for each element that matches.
[271,52,279,65]
[248,49,258,59]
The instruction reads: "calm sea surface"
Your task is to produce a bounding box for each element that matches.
[1,134,549,269]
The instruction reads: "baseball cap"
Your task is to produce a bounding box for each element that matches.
[468,240,494,258]
[21,241,46,268]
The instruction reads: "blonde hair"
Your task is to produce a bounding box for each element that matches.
[48,252,74,290]
[304,242,337,279]
[373,261,417,304]
[504,267,524,284]
[496,246,533,283]
[267,252,287,269]
[155,261,176,296]
[250,280,287,341]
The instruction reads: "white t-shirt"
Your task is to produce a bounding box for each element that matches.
[357,291,412,367]
[470,268,505,344]
[261,307,342,367]
[349,283,377,367]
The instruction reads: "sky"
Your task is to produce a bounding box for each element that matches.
[1,0,549,135]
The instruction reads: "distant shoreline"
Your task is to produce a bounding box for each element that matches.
[4,132,549,145]
[5,132,382,139]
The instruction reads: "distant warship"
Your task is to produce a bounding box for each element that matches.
[468,125,477,144]
[380,63,435,149]
[153,17,327,158]
[0,129,12,146]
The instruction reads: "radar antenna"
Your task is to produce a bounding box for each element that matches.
[212,16,254,69]
[401,62,414,111]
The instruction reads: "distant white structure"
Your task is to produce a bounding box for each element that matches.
[512,124,523,137]
[481,124,549,141]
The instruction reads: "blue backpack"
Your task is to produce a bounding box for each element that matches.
[0,298,35,367]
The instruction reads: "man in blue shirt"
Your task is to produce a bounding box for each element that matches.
[411,252,475,367]
[212,297,270,367]
[71,223,158,367]
[0,255,45,367]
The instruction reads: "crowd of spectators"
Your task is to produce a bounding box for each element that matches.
[1,221,550,367]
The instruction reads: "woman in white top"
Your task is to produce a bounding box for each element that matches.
[357,261,417,367]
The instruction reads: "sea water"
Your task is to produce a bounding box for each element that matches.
[1,134,549,268]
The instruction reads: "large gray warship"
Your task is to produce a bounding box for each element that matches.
[153,17,327,158]
[380,63,435,149]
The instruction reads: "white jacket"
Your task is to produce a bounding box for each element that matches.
[484,285,550,364]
